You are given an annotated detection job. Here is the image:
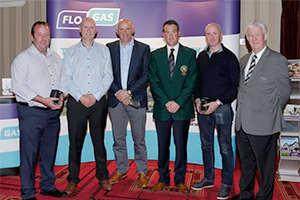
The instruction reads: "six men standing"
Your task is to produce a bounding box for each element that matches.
[10,17,291,200]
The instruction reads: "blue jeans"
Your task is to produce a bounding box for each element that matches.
[197,104,234,186]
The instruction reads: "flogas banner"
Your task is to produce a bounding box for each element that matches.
[0,0,240,170]
[47,0,240,58]
[48,0,240,167]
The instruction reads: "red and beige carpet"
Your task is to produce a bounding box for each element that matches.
[0,160,299,200]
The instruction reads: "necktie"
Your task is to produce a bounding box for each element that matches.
[169,48,175,78]
[245,55,257,85]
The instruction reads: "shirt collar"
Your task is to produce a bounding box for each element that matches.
[119,38,134,48]
[30,44,52,57]
[251,46,267,59]
[205,44,223,56]
[79,40,95,49]
[167,43,179,53]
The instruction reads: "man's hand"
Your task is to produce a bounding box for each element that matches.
[166,101,180,113]
[33,95,62,110]
[55,93,65,108]
[122,98,130,106]
[116,90,130,102]
[195,98,201,113]
[80,94,96,108]
[202,101,219,115]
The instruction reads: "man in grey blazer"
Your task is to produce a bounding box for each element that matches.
[230,20,291,200]
[106,18,150,188]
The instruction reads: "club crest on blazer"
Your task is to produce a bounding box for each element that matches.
[180,65,188,76]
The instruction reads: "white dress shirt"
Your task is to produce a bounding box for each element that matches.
[11,44,66,108]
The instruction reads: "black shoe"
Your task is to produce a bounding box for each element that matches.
[24,198,38,200]
[40,188,67,198]
[217,184,231,199]
[228,194,254,200]
[191,178,214,190]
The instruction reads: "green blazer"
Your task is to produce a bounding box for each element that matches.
[149,44,197,121]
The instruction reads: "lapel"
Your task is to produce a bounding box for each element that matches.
[127,40,138,85]
[161,46,170,74]
[175,44,183,71]
[241,47,270,87]
[113,42,122,87]
[241,53,251,85]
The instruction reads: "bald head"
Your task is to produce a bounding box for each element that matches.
[117,18,133,29]
[116,18,135,46]
[204,22,223,51]
[79,17,97,42]
[205,22,222,34]
[80,17,96,28]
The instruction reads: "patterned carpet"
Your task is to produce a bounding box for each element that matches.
[0,160,299,200]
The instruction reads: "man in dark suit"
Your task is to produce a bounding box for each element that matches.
[149,19,197,194]
[107,18,150,188]
[229,20,291,200]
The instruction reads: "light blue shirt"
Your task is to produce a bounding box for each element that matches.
[11,44,67,108]
[120,39,134,89]
[63,41,113,101]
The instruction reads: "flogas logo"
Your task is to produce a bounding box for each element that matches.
[1,126,20,140]
[56,8,120,29]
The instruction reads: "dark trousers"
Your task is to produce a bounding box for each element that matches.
[236,128,279,200]
[17,104,60,199]
[155,117,190,185]
[67,96,109,183]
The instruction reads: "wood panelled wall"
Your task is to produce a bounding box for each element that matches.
[0,0,46,90]
[240,0,282,57]
[0,0,282,91]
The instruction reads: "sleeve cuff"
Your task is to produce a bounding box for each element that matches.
[216,99,223,106]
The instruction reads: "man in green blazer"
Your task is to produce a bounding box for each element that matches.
[149,19,197,194]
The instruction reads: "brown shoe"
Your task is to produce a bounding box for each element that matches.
[109,172,127,184]
[99,180,112,191]
[138,173,148,187]
[65,182,76,194]
[150,182,169,192]
[177,183,189,194]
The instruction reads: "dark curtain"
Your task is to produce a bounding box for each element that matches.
[281,0,300,59]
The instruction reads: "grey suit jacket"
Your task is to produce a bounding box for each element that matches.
[235,47,291,135]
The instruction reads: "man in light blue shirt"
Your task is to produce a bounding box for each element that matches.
[106,18,150,187]
[63,17,113,194]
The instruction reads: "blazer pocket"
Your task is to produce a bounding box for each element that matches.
[258,105,273,114]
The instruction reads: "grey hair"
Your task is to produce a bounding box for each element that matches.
[246,20,268,34]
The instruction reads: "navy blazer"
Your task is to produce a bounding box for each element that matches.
[106,39,150,108]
